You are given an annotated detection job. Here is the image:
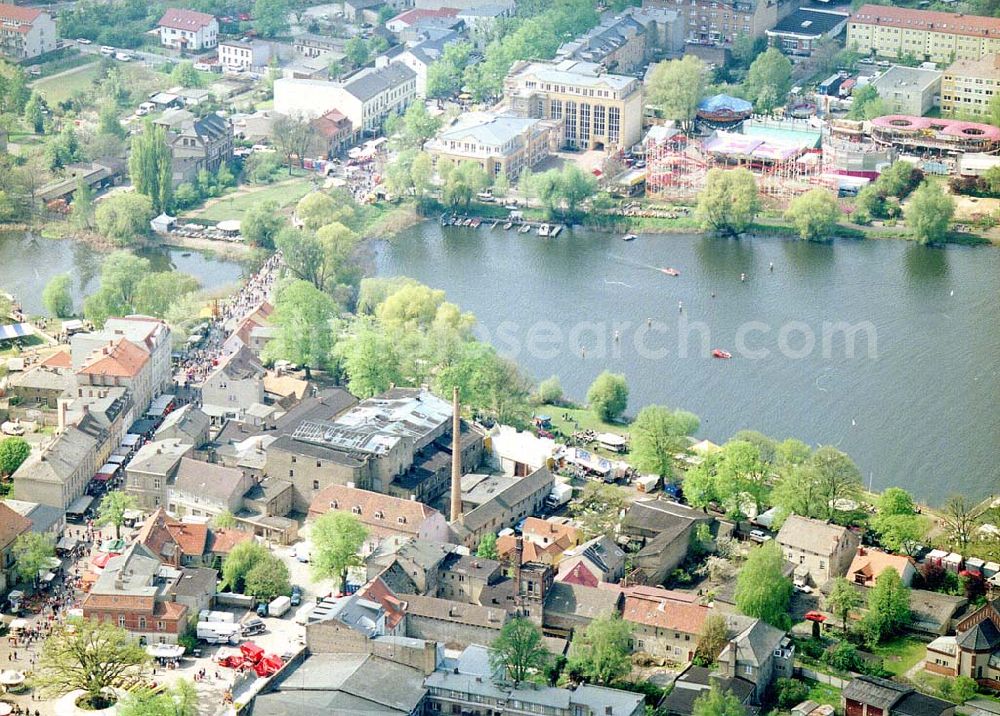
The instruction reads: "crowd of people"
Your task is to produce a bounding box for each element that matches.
[173,252,281,387]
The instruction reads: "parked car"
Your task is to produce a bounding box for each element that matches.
[100,45,115,56]
[241,616,266,636]
[115,52,132,62]
[749,529,772,543]
[193,62,212,71]
[290,586,302,607]
[77,38,92,45]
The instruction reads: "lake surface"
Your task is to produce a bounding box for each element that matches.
[375,222,1000,505]
[0,232,246,315]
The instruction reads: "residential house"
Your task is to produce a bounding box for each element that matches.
[555,12,654,73]
[766,8,850,56]
[716,616,794,703]
[847,5,1000,63]
[643,0,798,47]
[252,652,427,716]
[847,548,917,588]
[135,508,210,568]
[66,386,132,467]
[200,345,266,423]
[923,598,1000,689]
[157,8,218,51]
[0,503,32,598]
[505,59,644,152]
[168,458,253,519]
[908,588,966,637]
[155,112,234,187]
[75,339,152,426]
[367,537,461,595]
[3,499,65,538]
[81,542,216,644]
[425,111,562,180]
[776,515,860,587]
[436,553,501,604]
[451,467,555,549]
[0,4,56,60]
[658,664,755,716]
[557,535,626,586]
[621,499,714,586]
[218,39,270,71]
[154,404,211,447]
[543,581,623,638]
[622,586,708,662]
[497,517,579,569]
[12,415,107,509]
[343,0,385,24]
[293,32,345,59]
[311,108,354,156]
[305,579,410,655]
[392,31,459,96]
[5,365,75,408]
[871,65,942,116]
[125,439,193,510]
[843,676,955,716]
[941,54,1000,118]
[403,593,509,648]
[308,484,453,545]
[414,0,512,9]
[385,8,459,36]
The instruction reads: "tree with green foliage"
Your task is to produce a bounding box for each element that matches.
[242,200,285,249]
[734,541,793,628]
[871,487,929,555]
[477,533,499,560]
[695,613,729,664]
[860,568,910,647]
[397,100,442,149]
[569,613,632,685]
[254,0,290,37]
[272,112,317,174]
[558,164,599,217]
[939,494,987,552]
[94,192,155,246]
[339,323,403,398]
[731,33,767,69]
[774,679,810,710]
[46,124,82,170]
[426,41,473,99]
[0,437,31,477]
[211,510,237,529]
[586,371,628,422]
[42,273,74,318]
[646,55,707,132]
[96,490,138,540]
[24,91,44,134]
[12,532,55,584]
[33,618,149,707]
[785,188,840,240]
[82,252,149,325]
[631,405,700,477]
[244,554,291,600]
[809,445,862,519]
[537,375,563,404]
[493,169,510,198]
[170,61,203,88]
[847,84,887,121]
[443,160,490,209]
[98,102,126,139]
[312,511,369,593]
[275,222,360,294]
[221,540,270,592]
[344,36,370,69]
[71,179,96,231]
[905,180,954,245]
[940,675,979,704]
[128,121,172,213]
[118,680,198,716]
[827,577,864,633]
[264,279,338,373]
[716,440,770,517]
[435,341,532,425]
[490,617,549,685]
[134,272,200,318]
[570,482,626,539]
[695,168,760,236]
[693,685,747,716]
[745,48,793,113]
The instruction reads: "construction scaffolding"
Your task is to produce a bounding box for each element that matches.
[644,129,709,201]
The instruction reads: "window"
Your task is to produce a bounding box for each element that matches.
[118,615,126,628]
[139,617,146,630]
[743,664,753,675]
[352,506,362,514]
[313,480,320,490]
[398,516,407,524]
[157,621,164,630]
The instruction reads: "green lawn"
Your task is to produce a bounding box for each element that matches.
[871,636,926,676]
[190,177,315,222]
[804,679,842,709]
[32,61,102,103]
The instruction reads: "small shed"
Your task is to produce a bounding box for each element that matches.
[151,213,177,233]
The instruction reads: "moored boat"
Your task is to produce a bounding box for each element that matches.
[622,234,637,242]
[504,222,513,230]
[538,224,551,237]
[712,349,732,359]
[660,267,680,277]
[519,224,531,233]
[550,225,563,237]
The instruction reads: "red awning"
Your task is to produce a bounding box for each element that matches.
[804,611,827,622]
[91,552,120,568]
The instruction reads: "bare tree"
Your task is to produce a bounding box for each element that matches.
[940,494,988,551]
[272,112,317,174]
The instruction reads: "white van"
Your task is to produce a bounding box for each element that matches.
[100,45,115,56]
[196,621,240,645]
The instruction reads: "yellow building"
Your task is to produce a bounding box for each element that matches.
[847,4,1000,63]
[941,54,1000,118]
[504,59,644,152]
[424,112,562,179]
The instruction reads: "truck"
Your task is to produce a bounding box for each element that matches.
[198,610,235,624]
[196,621,241,645]
[268,595,292,617]
[544,482,572,510]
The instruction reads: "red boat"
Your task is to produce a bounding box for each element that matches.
[660,267,680,277]
[712,349,732,359]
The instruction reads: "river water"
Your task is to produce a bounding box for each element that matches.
[375,221,1000,505]
[0,231,246,315]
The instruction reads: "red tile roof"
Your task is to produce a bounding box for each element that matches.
[559,561,599,588]
[0,4,44,24]
[389,7,459,26]
[522,517,579,551]
[77,338,149,379]
[848,549,915,585]
[136,508,209,560]
[358,577,406,629]
[0,503,32,548]
[41,349,72,369]
[622,587,710,634]
[308,484,440,537]
[208,528,252,556]
[158,7,216,31]
[166,522,208,558]
[850,4,1000,39]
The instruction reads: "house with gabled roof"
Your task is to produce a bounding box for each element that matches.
[157,8,218,50]
[923,597,1000,689]
[557,534,626,586]
[776,514,860,586]
[308,483,452,545]
[716,616,794,702]
[0,503,33,597]
[622,586,709,662]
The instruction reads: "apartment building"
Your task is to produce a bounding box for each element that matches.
[218,39,271,71]
[12,414,108,509]
[505,60,644,152]
[776,515,860,586]
[157,8,219,51]
[643,0,798,46]
[0,4,56,60]
[941,54,1000,118]
[847,5,1000,63]
[425,112,561,179]
[870,65,942,116]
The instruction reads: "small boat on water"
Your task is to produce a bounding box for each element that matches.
[538,224,552,237]
[470,218,482,228]
[550,225,563,237]
[180,252,191,257]
[660,267,681,277]
[504,222,513,230]
[450,217,460,226]
[463,218,473,227]
[519,224,532,234]
[490,221,499,229]
[712,349,732,359]
[440,213,450,226]
[622,234,637,242]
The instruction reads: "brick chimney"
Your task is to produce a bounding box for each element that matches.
[449,386,462,524]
